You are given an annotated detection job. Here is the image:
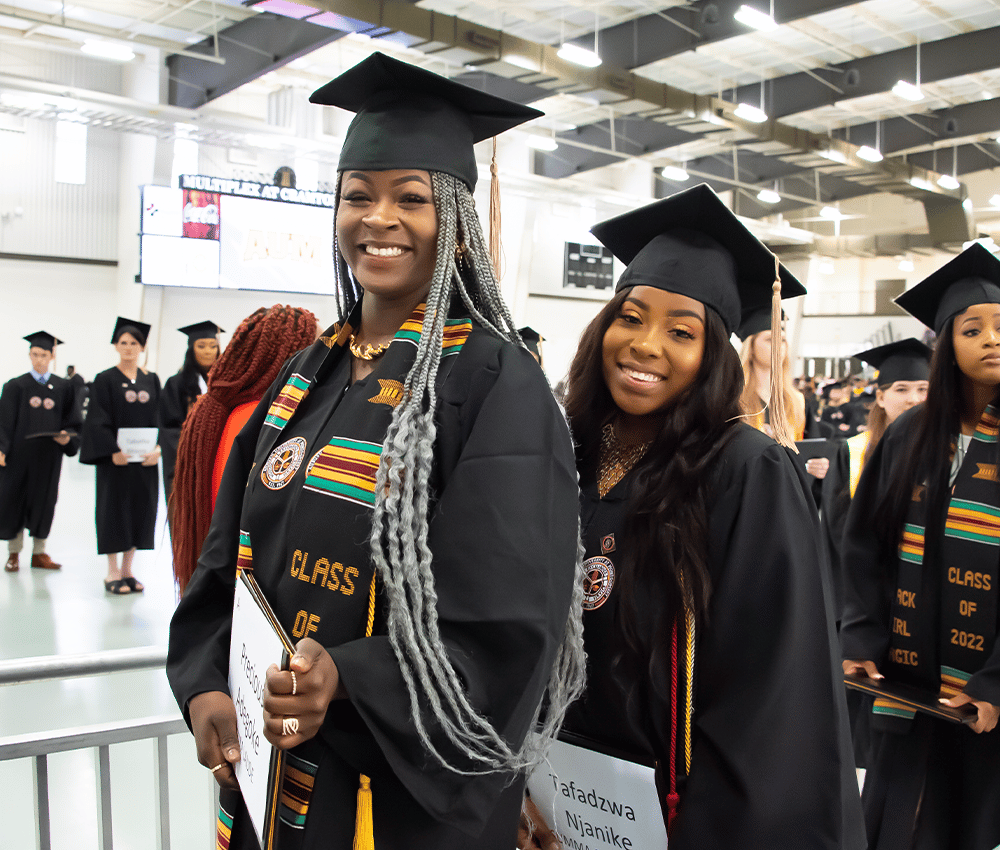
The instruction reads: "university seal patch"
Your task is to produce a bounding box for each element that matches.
[582,556,615,611]
[43,397,55,410]
[138,390,150,403]
[262,437,308,490]
[29,396,42,408]
[125,390,138,403]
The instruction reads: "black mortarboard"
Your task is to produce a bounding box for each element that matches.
[111,316,151,347]
[895,243,1000,333]
[309,52,543,189]
[518,326,543,356]
[24,331,62,351]
[590,183,805,335]
[178,320,224,342]
[853,338,931,385]
[736,308,787,342]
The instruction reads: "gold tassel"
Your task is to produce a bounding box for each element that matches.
[489,137,502,280]
[352,775,374,850]
[768,255,797,451]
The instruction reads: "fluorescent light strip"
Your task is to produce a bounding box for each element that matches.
[734,4,778,31]
[660,165,689,181]
[734,102,768,123]
[526,134,558,151]
[937,174,960,190]
[557,43,602,68]
[81,41,135,62]
[893,80,924,101]
[857,145,883,162]
[756,188,781,204]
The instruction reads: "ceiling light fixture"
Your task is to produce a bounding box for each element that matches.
[526,134,558,152]
[892,80,924,101]
[734,4,778,31]
[505,55,538,72]
[734,102,768,123]
[857,145,883,162]
[898,257,915,272]
[820,148,847,164]
[757,188,781,204]
[937,174,960,190]
[817,258,835,274]
[661,165,690,181]
[819,206,842,220]
[990,194,1000,208]
[81,41,136,62]
[557,43,602,68]
[909,176,933,191]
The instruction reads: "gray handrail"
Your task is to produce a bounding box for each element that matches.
[0,645,167,685]
[0,714,186,761]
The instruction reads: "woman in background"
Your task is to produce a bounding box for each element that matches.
[80,317,160,595]
[842,244,1000,849]
[159,321,222,505]
[170,305,318,593]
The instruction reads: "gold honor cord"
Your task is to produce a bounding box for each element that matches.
[353,573,379,850]
[684,608,695,775]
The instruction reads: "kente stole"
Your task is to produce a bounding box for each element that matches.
[875,404,1000,721]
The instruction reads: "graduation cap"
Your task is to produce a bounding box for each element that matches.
[736,308,787,342]
[895,243,1000,333]
[853,338,931,386]
[518,326,543,357]
[23,331,63,351]
[111,316,151,347]
[178,320,224,342]
[309,52,543,190]
[590,183,805,336]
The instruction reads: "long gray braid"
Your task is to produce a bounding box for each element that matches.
[359,171,586,774]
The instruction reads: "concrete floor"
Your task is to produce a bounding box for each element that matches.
[0,458,218,850]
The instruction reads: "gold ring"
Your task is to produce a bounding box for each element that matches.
[282,717,299,736]
[291,670,297,696]
[210,763,226,774]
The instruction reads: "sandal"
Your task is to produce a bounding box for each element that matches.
[104,579,132,595]
[123,576,144,593]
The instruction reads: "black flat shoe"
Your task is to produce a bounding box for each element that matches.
[104,579,132,594]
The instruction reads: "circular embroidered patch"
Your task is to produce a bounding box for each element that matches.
[582,556,615,611]
[43,397,55,410]
[29,396,42,408]
[125,390,138,403]
[137,390,150,403]
[261,437,308,490]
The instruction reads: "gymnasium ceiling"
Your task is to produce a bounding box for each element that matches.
[0,0,998,249]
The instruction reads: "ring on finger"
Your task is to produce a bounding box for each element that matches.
[210,763,226,774]
[291,670,297,696]
[282,716,299,736]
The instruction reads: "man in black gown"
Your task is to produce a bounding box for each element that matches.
[0,332,80,572]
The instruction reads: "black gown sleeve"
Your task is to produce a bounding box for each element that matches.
[166,360,296,721]
[79,371,120,464]
[0,378,20,456]
[326,344,580,835]
[57,378,81,458]
[668,434,865,850]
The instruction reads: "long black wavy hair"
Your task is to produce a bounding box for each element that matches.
[175,344,214,412]
[565,288,745,681]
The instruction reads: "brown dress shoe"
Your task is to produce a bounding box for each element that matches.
[4,553,18,572]
[31,553,61,570]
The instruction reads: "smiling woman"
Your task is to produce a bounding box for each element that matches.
[167,52,585,850]
[842,243,1000,850]
[544,183,864,850]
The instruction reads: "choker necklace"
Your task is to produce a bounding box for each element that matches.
[598,422,652,498]
[349,334,391,361]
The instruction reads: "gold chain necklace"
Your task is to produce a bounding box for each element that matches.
[598,422,652,498]
[349,334,391,361]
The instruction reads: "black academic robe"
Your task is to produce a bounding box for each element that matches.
[841,408,1000,850]
[80,367,161,554]
[166,309,580,850]
[0,373,80,540]
[158,372,202,504]
[564,424,865,850]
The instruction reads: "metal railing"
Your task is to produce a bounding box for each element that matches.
[0,646,204,850]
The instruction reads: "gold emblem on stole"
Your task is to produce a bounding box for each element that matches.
[369,379,405,409]
[974,463,999,482]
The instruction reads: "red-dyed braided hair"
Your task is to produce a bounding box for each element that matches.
[171,305,319,593]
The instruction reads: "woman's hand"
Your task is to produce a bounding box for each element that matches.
[805,457,830,479]
[843,659,883,679]
[189,690,241,789]
[111,450,129,466]
[262,638,344,750]
[940,693,1000,734]
[518,795,562,850]
[141,446,161,467]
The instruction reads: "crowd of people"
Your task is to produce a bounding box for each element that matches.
[1,50,998,850]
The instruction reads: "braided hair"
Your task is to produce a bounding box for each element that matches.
[334,171,586,775]
[171,306,319,592]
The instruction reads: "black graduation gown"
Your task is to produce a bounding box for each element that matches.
[564,424,865,850]
[80,367,161,554]
[0,373,80,540]
[166,313,580,850]
[158,372,200,504]
[841,408,1000,850]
